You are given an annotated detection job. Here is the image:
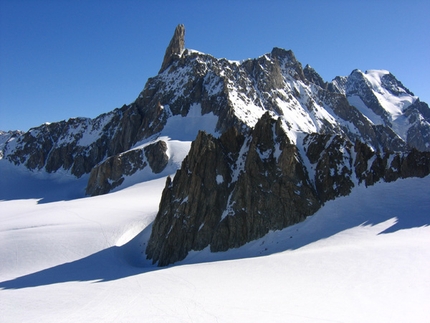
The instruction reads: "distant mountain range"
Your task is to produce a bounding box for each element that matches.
[1,25,429,266]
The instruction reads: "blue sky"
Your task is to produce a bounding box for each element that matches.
[1,0,429,131]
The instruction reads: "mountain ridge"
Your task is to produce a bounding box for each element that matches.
[1,24,430,265]
[146,112,430,266]
[2,27,428,183]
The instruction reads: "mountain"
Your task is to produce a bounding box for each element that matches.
[146,113,430,266]
[1,25,430,266]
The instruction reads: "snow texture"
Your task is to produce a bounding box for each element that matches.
[1,162,430,322]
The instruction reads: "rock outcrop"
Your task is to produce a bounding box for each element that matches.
[159,24,185,73]
[0,130,23,159]
[146,113,430,266]
[85,140,168,196]
[146,113,321,266]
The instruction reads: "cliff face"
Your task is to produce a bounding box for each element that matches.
[159,24,185,73]
[85,140,169,196]
[146,113,321,266]
[146,112,430,266]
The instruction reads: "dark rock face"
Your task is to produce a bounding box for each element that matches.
[0,130,23,159]
[85,140,168,196]
[4,106,154,179]
[380,72,414,97]
[159,24,185,73]
[144,140,169,173]
[355,143,430,186]
[304,64,326,88]
[145,131,233,266]
[345,69,392,125]
[146,113,430,266]
[209,114,320,253]
[86,149,146,196]
[146,113,321,266]
[404,100,430,151]
[304,134,355,202]
[5,118,106,177]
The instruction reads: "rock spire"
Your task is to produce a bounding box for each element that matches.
[159,24,185,73]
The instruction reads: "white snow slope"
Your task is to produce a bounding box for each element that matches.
[1,165,430,322]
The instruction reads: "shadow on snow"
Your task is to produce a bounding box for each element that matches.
[0,225,158,290]
[1,177,429,290]
[0,161,88,204]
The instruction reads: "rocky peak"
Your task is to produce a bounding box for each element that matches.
[303,64,326,88]
[159,24,186,73]
[2,25,430,200]
[146,113,321,266]
[379,72,414,97]
[270,47,306,82]
[146,112,430,266]
[327,68,430,151]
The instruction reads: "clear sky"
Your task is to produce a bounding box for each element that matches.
[1,0,429,132]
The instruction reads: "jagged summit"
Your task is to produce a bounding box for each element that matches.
[1,25,430,200]
[159,24,185,73]
[146,112,430,266]
[1,25,430,266]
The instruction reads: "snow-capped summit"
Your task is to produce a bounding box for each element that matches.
[330,69,429,149]
[1,24,430,198]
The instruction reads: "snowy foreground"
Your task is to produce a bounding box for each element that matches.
[1,169,430,322]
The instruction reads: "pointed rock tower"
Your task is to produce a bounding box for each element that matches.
[159,24,185,73]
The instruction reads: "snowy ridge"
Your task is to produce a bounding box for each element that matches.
[2,39,430,196]
[332,69,428,145]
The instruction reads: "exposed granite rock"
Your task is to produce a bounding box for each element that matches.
[342,69,392,125]
[303,64,326,88]
[146,113,430,266]
[85,140,168,196]
[209,114,320,253]
[86,149,145,196]
[404,100,430,151]
[0,130,23,159]
[304,134,354,202]
[317,88,406,152]
[328,69,430,152]
[145,131,233,265]
[399,148,430,178]
[380,72,414,97]
[146,113,321,266]
[159,24,185,73]
[353,140,430,186]
[144,140,168,173]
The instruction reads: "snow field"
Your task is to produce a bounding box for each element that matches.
[1,172,430,322]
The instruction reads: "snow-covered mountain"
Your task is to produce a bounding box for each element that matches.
[330,68,430,151]
[1,25,429,198]
[1,24,430,322]
[146,112,430,266]
[2,24,430,263]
